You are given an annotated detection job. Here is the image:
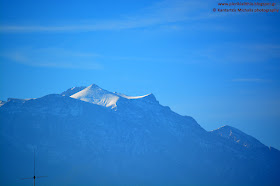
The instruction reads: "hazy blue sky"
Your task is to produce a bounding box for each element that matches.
[1,0,280,149]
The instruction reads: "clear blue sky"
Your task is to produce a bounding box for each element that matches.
[1,0,280,149]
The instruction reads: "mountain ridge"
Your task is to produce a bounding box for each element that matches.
[0,84,278,151]
[0,84,279,185]
[1,84,278,151]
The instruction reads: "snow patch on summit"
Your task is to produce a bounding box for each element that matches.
[70,84,157,109]
[0,100,6,107]
[116,93,153,100]
[71,84,119,108]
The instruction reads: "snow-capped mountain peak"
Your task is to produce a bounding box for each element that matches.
[70,84,158,109]
[70,84,119,108]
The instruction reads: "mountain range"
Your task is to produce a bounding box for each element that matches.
[0,84,279,185]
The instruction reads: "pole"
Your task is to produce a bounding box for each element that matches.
[20,148,47,185]
[34,149,35,186]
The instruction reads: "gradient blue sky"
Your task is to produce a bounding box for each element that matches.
[1,0,280,149]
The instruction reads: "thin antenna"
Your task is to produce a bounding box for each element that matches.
[20,148,48,186]
[34,149,35,180]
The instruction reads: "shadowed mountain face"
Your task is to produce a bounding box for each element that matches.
[0,84,279,185]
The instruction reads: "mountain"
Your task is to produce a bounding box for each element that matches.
[211,125,266,149]
[0,84,279,185]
